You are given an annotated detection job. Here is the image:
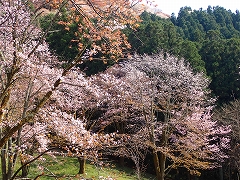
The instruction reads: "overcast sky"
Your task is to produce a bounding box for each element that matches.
[154,0,240,15]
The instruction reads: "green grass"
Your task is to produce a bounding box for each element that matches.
[13,155,156,180]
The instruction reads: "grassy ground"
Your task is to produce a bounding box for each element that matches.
[12,155,156,180]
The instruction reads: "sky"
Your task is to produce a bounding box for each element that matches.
[154,0,240,16]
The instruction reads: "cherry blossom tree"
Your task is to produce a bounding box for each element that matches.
[124,54,231,180]
[0,0,144,147]
[213,99,240,178]
[0,1,62,178]
[88,65,149,179]
[0,0,143,179]
[93,54,231,180]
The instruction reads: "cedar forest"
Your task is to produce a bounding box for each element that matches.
[0,0,239,180]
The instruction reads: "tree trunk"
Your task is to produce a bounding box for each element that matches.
[219,165,223,180]
[187,171,191,180]
[78,156,86,174]
[21,163,30,178]
[1,127,6,180]
[153,150,164,180]
[149,121,166,180]
[119,156,125,166]
[7,138,14,179]
[187,171,196,180]
[1,144,7,180]
[159,152,166,180]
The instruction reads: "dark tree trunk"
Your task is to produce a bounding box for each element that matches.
[219,165,223,180]
[78,156,86,174]
[159,152,166,180]
[21,162,30,178]
[1,144,7,180]
[153,150,163,180]
[119,157,125,167]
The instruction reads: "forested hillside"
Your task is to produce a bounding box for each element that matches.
[125,6,240,104]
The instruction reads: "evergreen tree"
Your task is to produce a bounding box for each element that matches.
[200,38,240,103]
[179,40,206,73]
[40,10,80,61]
[125,12,181,55]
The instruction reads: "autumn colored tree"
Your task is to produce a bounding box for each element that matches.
[39,9,115,75]
[35,0,142,59]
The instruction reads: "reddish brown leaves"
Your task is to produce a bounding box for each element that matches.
[43,0,142,59]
